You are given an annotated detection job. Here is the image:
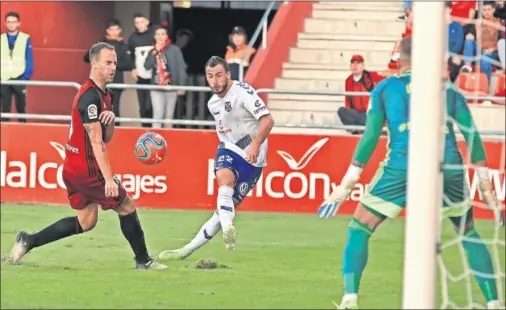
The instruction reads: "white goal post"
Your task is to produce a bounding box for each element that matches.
[402,2,448,309]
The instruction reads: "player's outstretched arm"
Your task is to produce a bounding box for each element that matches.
[453,90,505,226]
[318,86,386,219]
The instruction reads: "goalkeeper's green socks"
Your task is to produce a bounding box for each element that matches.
[342,217,374,296]
[462,227,498,303]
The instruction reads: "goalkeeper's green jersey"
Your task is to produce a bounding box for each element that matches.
[353,70,486,170]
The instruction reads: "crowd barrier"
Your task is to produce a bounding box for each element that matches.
[1,123,504,220]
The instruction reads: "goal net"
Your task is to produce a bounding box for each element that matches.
[405,1,505,309]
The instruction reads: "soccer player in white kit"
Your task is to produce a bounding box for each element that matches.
[158,56,275,260]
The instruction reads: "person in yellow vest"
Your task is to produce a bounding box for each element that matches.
[1,12,33,123]
[225,26,255,81]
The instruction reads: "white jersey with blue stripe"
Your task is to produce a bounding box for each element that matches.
[207,80,270,168]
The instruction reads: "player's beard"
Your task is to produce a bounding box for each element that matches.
[212,79,228,95]
[104,71,116,84]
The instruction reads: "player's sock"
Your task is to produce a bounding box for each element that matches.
[461,227,498,302]
[217,185,235,230]
[28,216,83,249]
[184,211,221,253]
[342,217,374,296]
[119,211,150,264]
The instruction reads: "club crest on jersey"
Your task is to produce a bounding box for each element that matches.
[224,101,232,112]
[87,104,98,119]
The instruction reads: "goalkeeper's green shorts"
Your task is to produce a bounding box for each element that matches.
[361,166,473,219]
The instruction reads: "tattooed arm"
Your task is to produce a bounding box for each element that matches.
[83,123,114,181]
[78,89,115,182]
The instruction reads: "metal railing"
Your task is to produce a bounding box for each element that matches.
[4,79,504,102]
[0,79,505,134]
[238,0,277,81]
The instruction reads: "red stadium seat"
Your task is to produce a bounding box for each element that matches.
[455,72,490,104]
[492,74,505,105]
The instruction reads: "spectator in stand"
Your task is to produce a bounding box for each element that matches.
[225,26,255,81]
[445,3,466,82]
[451,1,477,28]
[495,1,506,69]
[0,11,33,123]
[396,1,412,22]
[128,13,155,128]
[144,26,187,129]
[84,19,133,124]
[462,1,501,82]
[174,28,193,52]
[338,55,385,135]
[390,9,413,71]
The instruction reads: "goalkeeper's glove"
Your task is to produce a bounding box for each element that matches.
[318,165,363,219]
[477,168,505,227]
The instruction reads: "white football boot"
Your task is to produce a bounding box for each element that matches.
[222,225,236,250]
[158,248,192,261]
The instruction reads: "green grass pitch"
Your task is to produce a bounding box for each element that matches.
[1,204,504,309]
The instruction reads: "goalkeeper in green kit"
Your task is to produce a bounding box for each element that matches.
[318,36,505,309]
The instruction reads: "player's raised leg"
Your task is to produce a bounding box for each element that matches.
[8,203,99,264]
[113,195,167,270]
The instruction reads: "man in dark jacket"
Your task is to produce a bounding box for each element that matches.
[128,13,156,128]
[84,19,133,124]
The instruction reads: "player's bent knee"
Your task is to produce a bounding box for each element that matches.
[215,168,236,187]
[114,195,136,217]
[77,203,99,232]
[353,203,386,231]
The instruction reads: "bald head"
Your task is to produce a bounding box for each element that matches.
[399,36,412,65]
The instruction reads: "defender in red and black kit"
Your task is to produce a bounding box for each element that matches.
[63,79,126,210]
[8,42,167,270]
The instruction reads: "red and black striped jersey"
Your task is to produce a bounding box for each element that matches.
[63,79,112,176]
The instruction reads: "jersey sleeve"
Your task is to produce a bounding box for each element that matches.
[366,81,386,116]
[77,89,102,123]
[352,82,387,165]
[452,88,487,164]
[240,83,270,120]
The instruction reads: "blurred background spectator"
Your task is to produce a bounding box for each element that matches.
[1,11,33,122]
[144,26,187,129]
[225,26,255,81]
[128,13,155,128]
[338,55,385,135]
[446,2,466,82]
[495,0,506,69]
[174,28,193,54]
[84,18,133,125]
[397,1,412,21]
[461,1,500,82]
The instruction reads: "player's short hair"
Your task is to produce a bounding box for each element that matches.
[89,42,115,62]
[483,1,496,8]
[5,11,20,21]
[106,18,121,29]
[399,36,412,63]
[133,13,147,19]
[205,56,229,72]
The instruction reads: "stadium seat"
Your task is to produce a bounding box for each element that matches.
[455,72,490,104]
[492,74,505,105]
